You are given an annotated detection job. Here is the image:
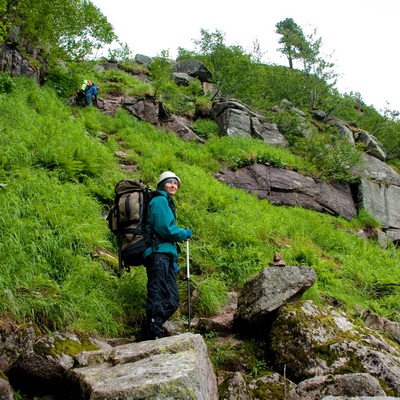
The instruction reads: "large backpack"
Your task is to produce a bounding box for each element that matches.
[107,179,157,271]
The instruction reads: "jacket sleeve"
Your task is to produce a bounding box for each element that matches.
[148,196,189,242]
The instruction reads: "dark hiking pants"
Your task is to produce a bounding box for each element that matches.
[144,252,179,339]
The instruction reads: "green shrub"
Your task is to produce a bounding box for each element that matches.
[191,119,219,139]
[295,129,364,182]
[0,72,15,94]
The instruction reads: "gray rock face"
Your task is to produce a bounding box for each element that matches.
[0,44,47,83]
[335,122,355,145]
[134,53,153,67]
[362,310,400,345]
[123,96,160,124]
[269,300,400,396]
[171,71,194,86]
[219,371,297,400]
[360,153,400,186]
[72,333,218,400]
[357,131,387,162]
[220,372,252,400]
[172,59,212,82]
[235,266,317,324]
[357,154,400,240]
[216,107,253,138]
[215,164,357,220]
[0,378,14,400]
[285,373,386,399]
[159,115,205,143]
[251,117,289,147]
[213,100,289,146]
[248,372,296,399]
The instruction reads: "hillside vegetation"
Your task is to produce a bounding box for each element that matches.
[1,4,400,338]
[1,48,400,339]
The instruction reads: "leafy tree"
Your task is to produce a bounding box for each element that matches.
[275,18,306,69]
[0,0,117,61]
[299,28,338,108]
[179,29,266,106]
[107,41,132,62]
[149,50,173,99]
[276,19,338,108]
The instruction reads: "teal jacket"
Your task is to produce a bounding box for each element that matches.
[143,190,189,261]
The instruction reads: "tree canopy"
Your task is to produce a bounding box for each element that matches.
[0,0,117,61]
[275,17,306,69]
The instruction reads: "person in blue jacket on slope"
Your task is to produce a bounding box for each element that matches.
[85,83,99,106]
[142,171,192,340]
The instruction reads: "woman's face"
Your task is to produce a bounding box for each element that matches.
[162,179,179,196]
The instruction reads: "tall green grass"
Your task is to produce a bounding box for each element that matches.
[1,75,400,339]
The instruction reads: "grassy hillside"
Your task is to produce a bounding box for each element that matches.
[0,64,399,338]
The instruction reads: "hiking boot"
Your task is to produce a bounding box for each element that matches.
[141,318,164,340]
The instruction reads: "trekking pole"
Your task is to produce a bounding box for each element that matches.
[186,239,191,332]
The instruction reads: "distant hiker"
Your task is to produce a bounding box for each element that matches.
[85,83,100,106]
[75,79,93,107]
[142,171,192,340]
[81,79,92,92]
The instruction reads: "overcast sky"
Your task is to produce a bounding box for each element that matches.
[91,0,400,114]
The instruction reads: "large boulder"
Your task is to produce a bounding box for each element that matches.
[269,300,400,396]
[218,372,252,400]
[357,154,400,239]
[71,333,218,399]
[123,96,160,124]
[335,122,355,145]
[219,371,296,400]
[234,266,317,326]
[251,117,289,147]
[357,131,387,162]
[215,107,252,138]
[7,331,102,398]
[285,373,386,399]
[171,71,194,86]
[361,310,400,345]
[7,331,217,399]
[215,164,357,220]
[134,53,153,67]
[359,179,400,229]
[172,59,212,82]
[213,100,289,146]
[359,153,400,186]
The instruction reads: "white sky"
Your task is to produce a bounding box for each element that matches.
[91,0,400,114]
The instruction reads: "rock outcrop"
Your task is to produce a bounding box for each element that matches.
[0,43,47,83]
[213,99,289,146]
[285,373,386,399]
[357,154,400,242]
[234,266,317,326]
[7,331,217,399]
[72,333,217,399]
[269,301,400,396]
[215,164,357,220]
[172,59,212,82]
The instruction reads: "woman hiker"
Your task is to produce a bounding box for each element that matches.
[142,171,192,340]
